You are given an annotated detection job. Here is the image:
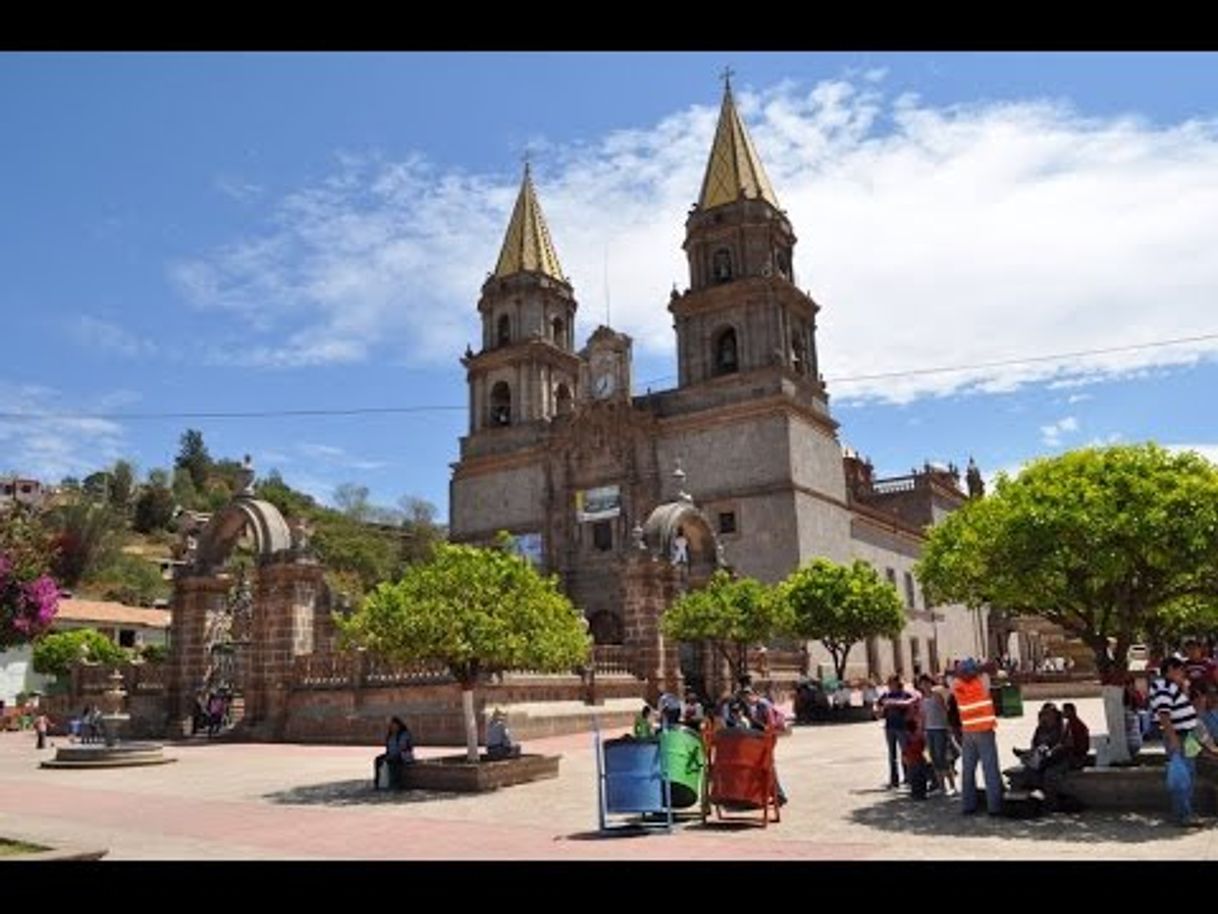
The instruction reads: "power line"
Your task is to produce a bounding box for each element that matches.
[2,331,1216,424]
[828,331,1218,385]
[641,331,1218,391]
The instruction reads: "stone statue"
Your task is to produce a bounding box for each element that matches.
[966,456,985,499]
[671,526,689,566]
[236,454,256,497]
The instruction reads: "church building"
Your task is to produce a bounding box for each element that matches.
[450,81,988,684]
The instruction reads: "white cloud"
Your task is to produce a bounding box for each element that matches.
[171,77,1218,405]
[1040,415,1080,447]
[0,382,127,481]
[1066,393,1093,404]
[70,316,157,358]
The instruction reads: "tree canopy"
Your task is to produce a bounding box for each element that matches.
[339,539,589,685]
[779,557,905,681]
[176,429,212,490]
[338,538,588,761]
[917,443,1218,680]
[32,628,129,678]
[661,569,792,685]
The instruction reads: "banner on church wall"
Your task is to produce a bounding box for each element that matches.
[512,532,544,567]
[575,485,621,522]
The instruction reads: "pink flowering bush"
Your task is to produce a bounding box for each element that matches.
[1,550,59,646]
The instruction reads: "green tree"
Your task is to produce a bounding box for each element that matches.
[176,429,212,490]
[0,503,56,582]
[32,628,129,679]
[398,495,443,566]
[779,558,906,682]
[338,538,589,762]
[917,443,1218,762]
[138,642,168,664]
[133,473,176,533]
[333,482,372,522]
[661,569,792,688]
[44,497,121,587]
[82,471,111,502]
[171,467,199,511]
[109,459,137,515]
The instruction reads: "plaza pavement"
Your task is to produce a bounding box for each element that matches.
[2,696,1215,860]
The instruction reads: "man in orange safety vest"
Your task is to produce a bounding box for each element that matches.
[951,657,1004,816]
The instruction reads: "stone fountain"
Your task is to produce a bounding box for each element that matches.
[42,669,174,769]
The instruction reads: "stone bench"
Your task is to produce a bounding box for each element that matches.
[1002,750,1218,815]
[398,753,561,793]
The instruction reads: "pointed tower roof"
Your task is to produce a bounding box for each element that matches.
[697,81,780,211]
[493,163,565,282]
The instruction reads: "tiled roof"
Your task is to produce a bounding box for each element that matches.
[54,598,170,629]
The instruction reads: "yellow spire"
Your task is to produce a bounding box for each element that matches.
[493,162,565,281]
[697,79,780,211]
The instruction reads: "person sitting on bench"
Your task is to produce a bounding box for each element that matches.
[1010,703,1070,810]
[374,716,415,789]
[486,708,521,759]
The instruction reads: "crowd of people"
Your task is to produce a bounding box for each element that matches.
[630,683,789,806]
[870,658,1096,816]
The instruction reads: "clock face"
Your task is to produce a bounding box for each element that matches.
[594,372,616,398]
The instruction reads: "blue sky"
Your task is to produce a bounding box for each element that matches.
[2,52,1217,519]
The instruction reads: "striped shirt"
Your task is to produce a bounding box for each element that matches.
[1149,677,1197,734]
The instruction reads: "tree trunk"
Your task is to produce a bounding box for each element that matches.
[1090,642,1131,766]
[1099,684,1130,766]
[461,687,479,763]
[834,644,852,684]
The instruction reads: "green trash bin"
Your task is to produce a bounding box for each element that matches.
[1002,685,1024,718]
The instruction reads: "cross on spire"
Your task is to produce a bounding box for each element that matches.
[720,66,735,92]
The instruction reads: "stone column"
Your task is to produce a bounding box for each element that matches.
[169,575,231,734]
[621,552,683,706]
[247,560,325,740]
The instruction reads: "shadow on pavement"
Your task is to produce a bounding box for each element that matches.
[564,827,664,841]
[263,779,464,807]
[849,794,1188,844]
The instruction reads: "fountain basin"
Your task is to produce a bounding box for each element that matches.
[41,741,175,769]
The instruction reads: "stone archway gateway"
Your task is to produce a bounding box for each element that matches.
[168,459,326,740]
[616,484,729,704]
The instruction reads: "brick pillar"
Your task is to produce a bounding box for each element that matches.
[169,575,231,734]
[621,552,683,706]
[246,560,324,740]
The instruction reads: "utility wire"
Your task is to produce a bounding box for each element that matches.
[3,331,1215,423]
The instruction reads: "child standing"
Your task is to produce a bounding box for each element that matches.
[903,717,931,800]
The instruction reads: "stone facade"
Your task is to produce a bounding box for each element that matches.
[451,83,989,687]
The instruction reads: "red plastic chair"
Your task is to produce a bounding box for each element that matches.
[701,723,780,826]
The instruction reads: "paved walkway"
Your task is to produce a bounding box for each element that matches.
[1,696,1214,859]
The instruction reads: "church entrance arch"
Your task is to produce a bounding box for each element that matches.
[637,496,727,698]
